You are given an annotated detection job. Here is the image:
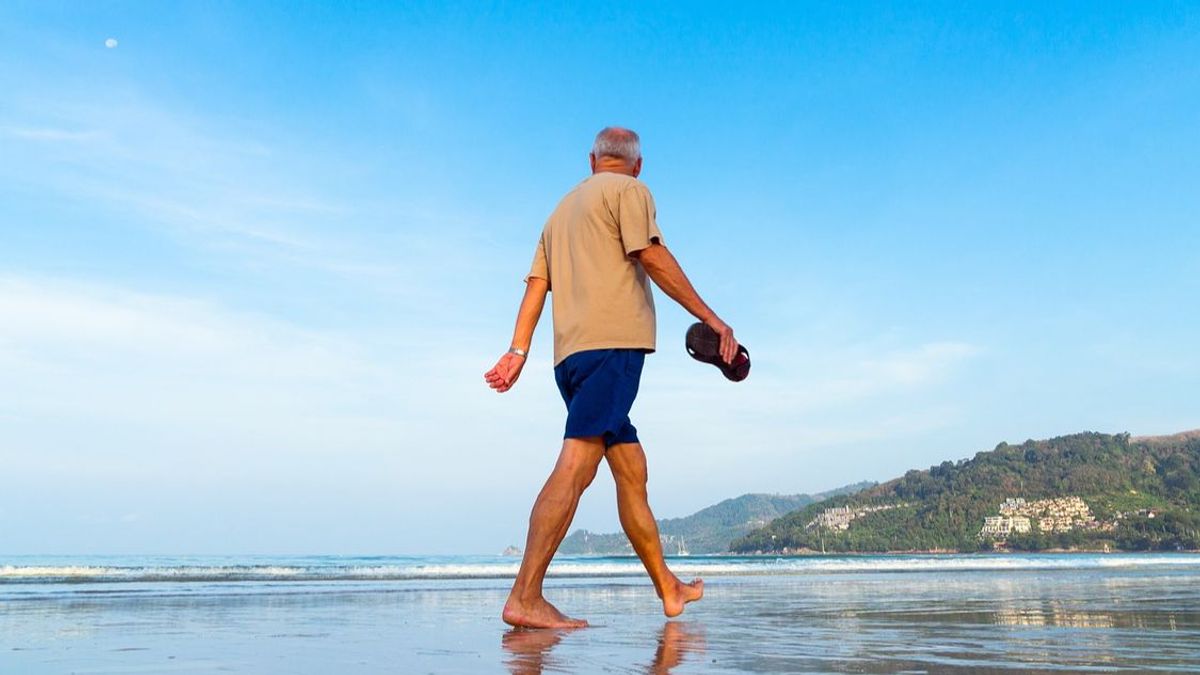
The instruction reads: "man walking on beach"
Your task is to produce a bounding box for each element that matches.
[484,127,740,629]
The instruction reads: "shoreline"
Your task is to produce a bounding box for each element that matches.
[6,558,1200,673]
[556,548,1200,558]
[724,547,1200,556]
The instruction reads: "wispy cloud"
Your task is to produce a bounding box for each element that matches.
[1,90,501,301]
[0,276,412,477]
[628,337,983,494]
[0,276,369,377]
[649,339,981,414]
[0,274,542,479]
[828,340,981,399]
[4,97,340,250]
[1,125,107,142]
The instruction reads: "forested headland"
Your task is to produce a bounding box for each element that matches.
[731,431,1200,554]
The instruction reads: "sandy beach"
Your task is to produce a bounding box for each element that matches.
[3,554,1199,673]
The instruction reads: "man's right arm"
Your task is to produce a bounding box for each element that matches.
[483,277,549,393]
[633,243,739,364]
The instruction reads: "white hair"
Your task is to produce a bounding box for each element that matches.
[591,127,641,163]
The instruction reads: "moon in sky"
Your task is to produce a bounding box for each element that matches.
[105,38,118,48]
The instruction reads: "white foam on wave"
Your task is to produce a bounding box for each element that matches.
[3,554,1198,584]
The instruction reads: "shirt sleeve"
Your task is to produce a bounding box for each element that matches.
[617,183,664,255]
[524,235,550,289]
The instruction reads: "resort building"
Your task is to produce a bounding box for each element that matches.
[812,506,854,531]
[982,496,1099,536]
[979,515,1033,539]
[998,498,1028,515]
[808,503,909,532]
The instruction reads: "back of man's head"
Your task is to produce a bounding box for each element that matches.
[592,127,641,164]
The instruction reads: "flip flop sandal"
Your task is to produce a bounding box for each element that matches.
[686,322,751,382]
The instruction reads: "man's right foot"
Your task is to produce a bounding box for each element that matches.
[662,577,704,618]
[502,596,588,629]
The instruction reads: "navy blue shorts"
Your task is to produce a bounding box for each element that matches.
[554,349,645,448]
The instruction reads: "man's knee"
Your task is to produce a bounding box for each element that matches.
[616,470,648,496]
[607,443,649,491]
[559,437,605,491]
[568,456,600,491]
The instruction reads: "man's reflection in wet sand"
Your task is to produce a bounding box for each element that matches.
[648,621,707,674]
[502,621,706,675]
[502,628,567,675]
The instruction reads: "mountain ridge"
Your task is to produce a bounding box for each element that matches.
[732,430,1200,553]
[558,481,875,555]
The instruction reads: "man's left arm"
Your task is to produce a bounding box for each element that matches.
[617,184,739,364]
[484,277,549,393]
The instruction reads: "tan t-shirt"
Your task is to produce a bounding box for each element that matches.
[526,172,664,366]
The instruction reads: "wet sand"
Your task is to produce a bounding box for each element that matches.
[3,567,1200,673]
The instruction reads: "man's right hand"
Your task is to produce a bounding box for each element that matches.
[484,352,527,393]
[705,316,739,365]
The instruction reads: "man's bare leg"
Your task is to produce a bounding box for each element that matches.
[606,442,704,617]
[503,437,606,629]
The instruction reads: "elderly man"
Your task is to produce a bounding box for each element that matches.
[484,127,739,629]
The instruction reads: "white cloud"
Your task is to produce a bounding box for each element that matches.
[105,38,118,49]
[0,277,401,459]
[646,338,981,418]
[0,274,562,494]
[1,91,509,317]
[3,98,345,254]
[2,125,106,142]
[830,340,981,398]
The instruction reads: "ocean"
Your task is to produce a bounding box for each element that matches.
[3,553,1199,672]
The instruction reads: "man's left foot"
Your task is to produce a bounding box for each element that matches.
[502,596,589,629]
[662,577,704,618]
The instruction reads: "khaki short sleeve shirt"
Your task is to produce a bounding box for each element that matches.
[526,172,663,365]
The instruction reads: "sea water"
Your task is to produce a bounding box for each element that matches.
[2,553,1199,672]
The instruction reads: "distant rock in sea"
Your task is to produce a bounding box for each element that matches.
[502,546,522,556]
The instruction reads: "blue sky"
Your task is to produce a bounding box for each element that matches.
[1,2,1197,554]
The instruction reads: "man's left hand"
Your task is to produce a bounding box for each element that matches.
[484,352,527,393]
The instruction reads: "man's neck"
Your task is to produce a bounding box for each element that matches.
[591,159,638,177]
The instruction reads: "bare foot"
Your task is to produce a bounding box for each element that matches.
[502,596,589,629]
[662,577,704,618]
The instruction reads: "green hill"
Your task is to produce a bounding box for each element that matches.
[731,431,1200,554]
[558,482,875,555]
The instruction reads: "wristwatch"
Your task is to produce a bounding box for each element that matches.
[507,347,528,358]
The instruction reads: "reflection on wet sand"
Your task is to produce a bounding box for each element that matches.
[503,621,706,675]
[994,604,1115,628]
[502,628,567,675]
[6,565,1200,673]
[649,621,706,674]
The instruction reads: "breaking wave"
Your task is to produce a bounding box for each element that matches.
[3,553,1199,585]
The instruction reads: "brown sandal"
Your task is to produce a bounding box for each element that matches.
[685,322,750,382]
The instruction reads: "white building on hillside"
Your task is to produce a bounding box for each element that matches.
[979,515,1032,539]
